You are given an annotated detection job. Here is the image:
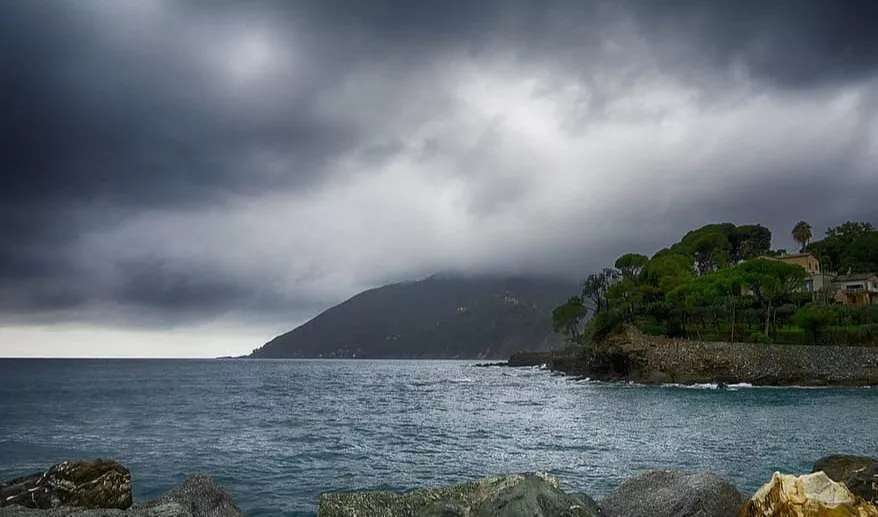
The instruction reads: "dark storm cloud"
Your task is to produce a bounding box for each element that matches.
[633,0,878,88]
[1,0,878,331]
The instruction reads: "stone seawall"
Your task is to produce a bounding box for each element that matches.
[553,327,878,386]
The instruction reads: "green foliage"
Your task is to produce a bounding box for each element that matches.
[555,219,877,348]
[614,253,648,278]
[793,304,837,345]
[552,296,588,341]
[581,268,619,313]
[733,225,772,262]
[584,309,624,344]
[808,221,878,274]
[637,323,667,336]
[736,258,806,333]
[827,221,875,239]
[668,223,772,272]
[748,331,773,344]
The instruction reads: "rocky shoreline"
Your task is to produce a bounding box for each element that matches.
[485,326,878,387]
[2,456,876,516]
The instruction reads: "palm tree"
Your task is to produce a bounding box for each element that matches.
[792,221,813,253]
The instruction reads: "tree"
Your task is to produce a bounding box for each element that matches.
[581,268,619,313]
[642,253,693,294]
[793,304,837,345]
[808,221,877,274]
[791,221,813,253]
[732,224,772,262]
[552,296,589,341]
[670,224,733,275]
[826,221,874,239]
[737,258,806,335]
[614,253,648,279]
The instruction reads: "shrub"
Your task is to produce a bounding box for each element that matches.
[637,323,667,336]
[793,304,837,345]
[749,331,772,344]
[583,309,624,344]
[774,327,807,345]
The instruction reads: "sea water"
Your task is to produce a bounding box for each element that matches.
[0,359,875,516]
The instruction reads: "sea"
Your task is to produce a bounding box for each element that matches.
[0,359,876,516]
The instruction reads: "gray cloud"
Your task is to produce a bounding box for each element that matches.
[1,0,878,341]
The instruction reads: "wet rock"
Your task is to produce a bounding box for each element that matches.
[599,470,744,517]
[812,455,875,483]
[132,475,244,517]
[844,463,878,505]
[741,471,878,517]
[0,475,242,517]
[0,460,132,510]
[317,472,600,517]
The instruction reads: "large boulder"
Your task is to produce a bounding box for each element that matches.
[741,471,878,517]
[132,475,244,517]
[0,475,243,517]
[317,472,600,517]
[844,463,878,506]
[812,455,875,483]
[0,460,132,510]
[599,470,744,517]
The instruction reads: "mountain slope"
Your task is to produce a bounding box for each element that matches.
[249,274,578,359]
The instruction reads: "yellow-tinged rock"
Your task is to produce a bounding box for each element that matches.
[741,471,878,517]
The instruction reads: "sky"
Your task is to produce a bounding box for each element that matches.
[2,0,878,357]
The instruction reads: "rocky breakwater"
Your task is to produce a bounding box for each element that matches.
[319,454,878,517]
[552,325,878,386]
[0,459,243,517]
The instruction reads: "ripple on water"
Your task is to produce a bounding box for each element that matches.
[0,359,876,516]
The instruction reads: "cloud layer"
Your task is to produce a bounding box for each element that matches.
[2,0,878,353]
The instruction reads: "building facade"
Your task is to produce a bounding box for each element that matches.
[756,253,876,305]
[831,274,878,305]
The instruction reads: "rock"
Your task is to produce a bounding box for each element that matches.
[0,475,243,517]
[0,460,132,510]
[844,463,878,505]
[132,475,244,517]
[741,471,878,517]
[599,470,744,517]
[317,472,600,517]
[812,455,875,483]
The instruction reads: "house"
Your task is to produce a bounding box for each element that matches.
[756,253,833,294]
[742,253,878,305]
[831,273,878,305]
[759,253,821,275]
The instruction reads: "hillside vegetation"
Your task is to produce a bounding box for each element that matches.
[554,221,878,348]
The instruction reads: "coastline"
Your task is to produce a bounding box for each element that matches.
[495,326,878,387]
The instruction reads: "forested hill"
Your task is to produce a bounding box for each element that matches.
[249,274,579,359]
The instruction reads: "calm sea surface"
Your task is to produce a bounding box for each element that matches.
[0,359,876,516]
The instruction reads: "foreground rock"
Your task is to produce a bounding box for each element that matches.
[844,464,878,506]
[812,455,877,505]
[317,472,600,517]
[741,471,878,516]
[0,460,132,510]
[599,470,744,517]
[812,455,875,483]
[132,475,244,517]
[0,475,242,517]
